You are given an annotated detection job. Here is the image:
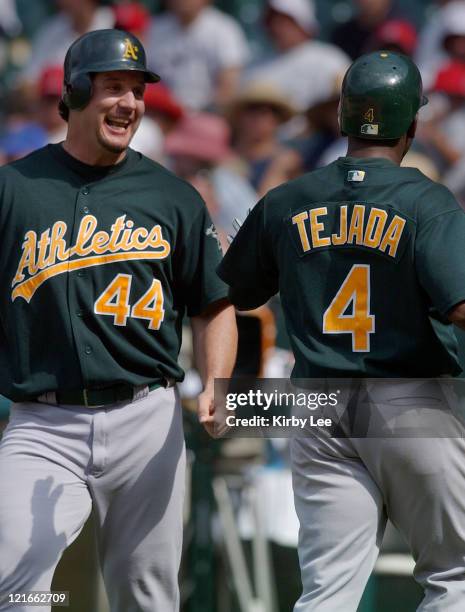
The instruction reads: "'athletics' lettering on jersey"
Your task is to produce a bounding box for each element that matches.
[290,203,408,260]
[11,214,171,303]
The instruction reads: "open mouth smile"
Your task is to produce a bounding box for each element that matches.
[104,117,132,133]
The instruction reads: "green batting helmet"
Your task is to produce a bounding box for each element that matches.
[62,29,160,112]
[339,51,428,140]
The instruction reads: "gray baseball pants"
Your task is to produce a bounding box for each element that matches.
[0,386,185,612]
[291,381,465,611]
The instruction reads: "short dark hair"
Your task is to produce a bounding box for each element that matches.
[58,99,69,122]
[348,136,401,148]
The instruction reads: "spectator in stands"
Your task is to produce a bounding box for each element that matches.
[143,82,184,137]
[113,1,150,42]
[0,123,47,163]
[18,0,114,87]
[165,112,257,242]
[145,0,249,111]
[364,19,418,56]
[417,60,465,173]
[128,113,165,163]
[35,65,67,143]
[331,0,403,59]
[415,0,465,89]
[122,82,186,166]
[440,4,465,66]
[228,80,301,196]
[0,0,21,38]
[289,74,343,172]
[245,0,349,112]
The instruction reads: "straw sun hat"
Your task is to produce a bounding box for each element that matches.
[227,81,296,124]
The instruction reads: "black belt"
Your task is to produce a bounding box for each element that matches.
[38,380,172,408]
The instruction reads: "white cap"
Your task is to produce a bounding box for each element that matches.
[130,116,164,161]
[268,0,317,35]
[442,0,465,38]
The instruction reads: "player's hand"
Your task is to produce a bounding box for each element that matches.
[197,387,216,437]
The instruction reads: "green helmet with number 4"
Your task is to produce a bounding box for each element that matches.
[339,51,428,140]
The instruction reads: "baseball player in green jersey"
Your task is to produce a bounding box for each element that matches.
[0,29,237,612]
[218,51,465,610]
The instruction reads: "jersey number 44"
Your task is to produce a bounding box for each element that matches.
[94,273,165,329]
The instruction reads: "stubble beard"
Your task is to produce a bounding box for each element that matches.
[96,130,130,155]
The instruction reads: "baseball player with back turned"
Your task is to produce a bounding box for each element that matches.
[0,29,237,612]
[219,52,465,611]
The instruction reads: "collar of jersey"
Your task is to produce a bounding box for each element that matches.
[49,143,139,182]
[337,156,398,168]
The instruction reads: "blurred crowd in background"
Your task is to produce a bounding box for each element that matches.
[2,0,465,245]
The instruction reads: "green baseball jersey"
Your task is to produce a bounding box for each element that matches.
[218,156,465,378]
[0,144,227,401]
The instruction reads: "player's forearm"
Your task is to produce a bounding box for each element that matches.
[191,299,238,389]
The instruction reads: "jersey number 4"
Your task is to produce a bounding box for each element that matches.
[94,273,165,330]
[323,264,375,352]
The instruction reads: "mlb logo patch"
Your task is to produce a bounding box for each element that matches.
[360,123,379,135]
[347,170,366,182]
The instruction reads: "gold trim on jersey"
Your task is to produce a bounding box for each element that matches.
[11,214,171,302]
[292,205,406,258]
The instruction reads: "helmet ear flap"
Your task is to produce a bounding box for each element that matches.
[62,73,93,110]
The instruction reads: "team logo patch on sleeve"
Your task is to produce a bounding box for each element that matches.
[206,224,222,251]
[347,170,366,182]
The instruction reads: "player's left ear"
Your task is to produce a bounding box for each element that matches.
[402,117,417,159]
[407,116,418,140]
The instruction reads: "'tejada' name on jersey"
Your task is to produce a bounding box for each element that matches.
[292,204,406,258]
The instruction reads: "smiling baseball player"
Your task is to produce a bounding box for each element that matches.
[219,51,465,611]
[0,29,237,612]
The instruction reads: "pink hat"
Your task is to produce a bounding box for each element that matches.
[38,65,64,97]
[374,20,418,56]
[433,61,465,97]
[165,113,232,163]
